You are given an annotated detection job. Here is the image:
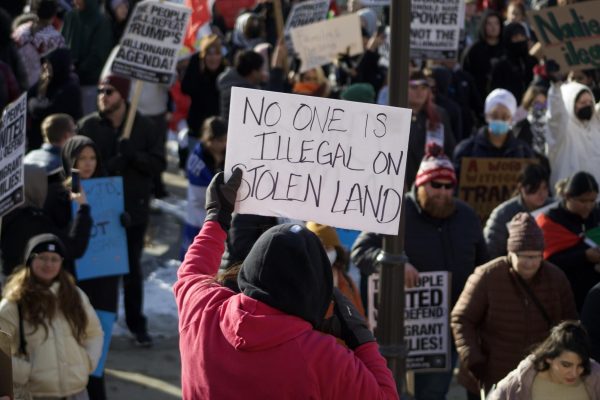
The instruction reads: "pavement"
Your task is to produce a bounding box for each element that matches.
[102,156,469,399]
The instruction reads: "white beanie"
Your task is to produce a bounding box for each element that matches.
[485,88,517,118]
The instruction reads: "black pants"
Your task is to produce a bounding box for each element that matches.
[124,223,148,334]
[87,375,106,400]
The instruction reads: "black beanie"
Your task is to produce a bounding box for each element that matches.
[23,233,66,266]
[238,224,333,327]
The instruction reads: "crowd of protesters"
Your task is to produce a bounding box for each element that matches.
[0,0,600,399]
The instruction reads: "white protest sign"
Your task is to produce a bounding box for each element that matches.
[410,0,465,60]
[0,93,26,217]
[225,87,411,235]
[368,271,452,372]
[361,0,390,4]
[290,13,363,73]
[285,0,330,55]
[111,0,191,84]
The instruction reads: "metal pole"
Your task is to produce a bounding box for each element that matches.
[377,0,411,397]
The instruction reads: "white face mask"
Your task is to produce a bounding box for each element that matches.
[326,249,337,265]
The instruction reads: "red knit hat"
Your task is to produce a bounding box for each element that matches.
[415,144,456,187]
[99,74,131,100]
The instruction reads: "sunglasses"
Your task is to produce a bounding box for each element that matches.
[97,87,115,96]
[429,181,455,190]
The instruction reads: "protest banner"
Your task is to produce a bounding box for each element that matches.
[73,177,129,281]
[284,0,330,55]
[110,0,191,84]
[225,87,412,235]
[91,311,117,378]
[368,271,452,372]
[528,1,600,72]
[290,13,363,73]
[0,330,12,399]
[0,93,26,218]
[459,157,538,223]
[410,0,465,60]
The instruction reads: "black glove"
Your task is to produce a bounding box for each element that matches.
[545,59,561,83]
[118,138,136,159]
[120,212,132,228]
[205,168,243,231]
[332,288,375,350]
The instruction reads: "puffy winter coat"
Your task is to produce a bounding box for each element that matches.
[546,81,600,188]
[174,221,398,399]
[0,283,103,397]
[451,257,578,394]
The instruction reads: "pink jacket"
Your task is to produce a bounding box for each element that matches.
[489,356,600,400]
[174,221,399,400]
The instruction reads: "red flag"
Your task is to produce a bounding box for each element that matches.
[536,213,582,259]
[184,0,211,51]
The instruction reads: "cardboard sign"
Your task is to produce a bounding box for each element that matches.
[368,271,452,372]
[458,157,538,223]
[290,13,363,73]
[528,1,600,72]
[225,87,412,235]
[0,93,26,217]
[91,310,116,378]
[73,177,129,280]
[284,0,330,55]
[111,0,191,83]
[0,330,12,400]
[410,0,465,60]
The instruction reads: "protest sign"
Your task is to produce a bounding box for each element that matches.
[111,0,191,84]
[225,87,412,235]
[290,13,363,73]
[368,271,452,372]
[0,93,26,218]
[410,0,465,60]
[361,0,390,4]
[0,330,12,399]
[91,311,116,378]
[458,157,538,223]
[73,177,129,281]
[528,1,600,72]
[284,0,330,55]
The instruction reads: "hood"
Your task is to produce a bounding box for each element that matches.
[44,47,73,87]
[238,224,333,328]
[431,66,452,95]
[219,294,313,351]
[217,67,249,91]
[478,10,503,43]
[23,163,48,208]
[560,81,596,122]
[75,0,101,21]
[61,135,104,177]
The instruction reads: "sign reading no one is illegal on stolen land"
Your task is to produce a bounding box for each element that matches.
[225,87,412,235]
[111,0,191,84]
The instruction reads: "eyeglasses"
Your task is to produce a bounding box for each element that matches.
[97,87,115,96]
[32,253,63,264]
[429,181,455,190]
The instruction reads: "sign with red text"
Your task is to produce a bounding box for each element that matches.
[459,157,538,223]
[368,271,451,372]
[225,87,412,235]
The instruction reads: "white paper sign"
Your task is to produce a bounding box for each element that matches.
[284,0,330,55]
[111,0,191,84]
[368,271,451,372]
[290,13,363,73]
[410,0,465,60]
[0,93,26,217]
[225,87,412,235]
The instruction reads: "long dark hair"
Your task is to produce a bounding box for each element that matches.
[531,320,591,376]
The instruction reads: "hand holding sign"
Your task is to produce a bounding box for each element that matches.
[205,169,243,231]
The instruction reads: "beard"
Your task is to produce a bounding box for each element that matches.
[417,188,456,219]
[99,98,123,116]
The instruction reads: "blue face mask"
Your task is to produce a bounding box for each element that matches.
[488,120,511,136]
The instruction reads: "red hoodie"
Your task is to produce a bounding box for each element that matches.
[174,221,399,399]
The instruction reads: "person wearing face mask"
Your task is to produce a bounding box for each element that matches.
[352,145,488,400]
[536,172,600,312]
[546,72,600,189]
[453,88,535,178]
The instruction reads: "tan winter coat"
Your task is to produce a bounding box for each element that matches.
[451,257,577,394]
[0,282,103,397]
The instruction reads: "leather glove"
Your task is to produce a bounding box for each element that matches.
[118,138,135,159]
[205,168,243,231]
[332,288,375,350]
